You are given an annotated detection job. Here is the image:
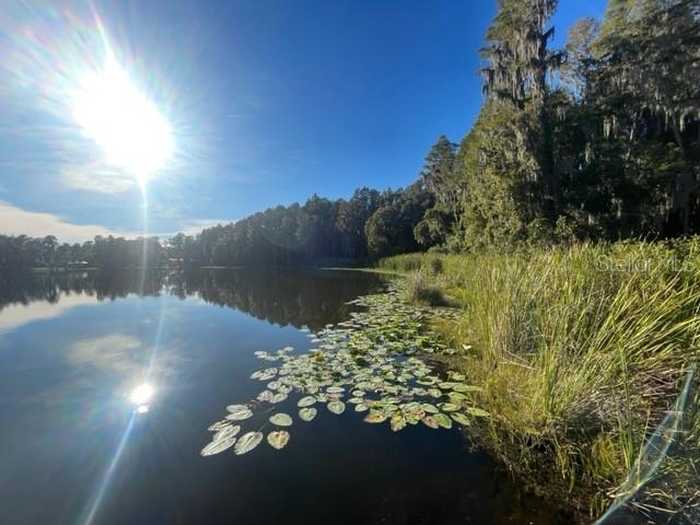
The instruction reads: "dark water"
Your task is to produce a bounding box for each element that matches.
[0,269,565,525]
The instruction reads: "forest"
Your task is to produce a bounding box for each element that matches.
[0,0,698,270]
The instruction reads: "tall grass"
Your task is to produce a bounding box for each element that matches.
[381,241,700,519]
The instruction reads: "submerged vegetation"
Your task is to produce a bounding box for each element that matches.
[380,241,700,521]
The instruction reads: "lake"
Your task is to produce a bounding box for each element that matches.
[0,268,566,525]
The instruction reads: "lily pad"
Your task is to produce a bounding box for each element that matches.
[234,431,263,455]
[327,400,346,415]
[269,413,293,427]
[214,425,240,441]
[363,411,387,423]
[297,396,316,408]
[201,435,237,456]
[452,384,482,394]
[466,407,491,418]
[390,413,406,432]
[434,413,452,429]
[257,390,274,402]
[451,413,471,426]
[355,403,369,412]
[422,415,439,429]
[267,430,290,450]
[207,420,229,432]
[271,392,288,404]
[299,407,317,422]
[226,406,253,421]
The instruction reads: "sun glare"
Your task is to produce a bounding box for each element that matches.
[72,55,173,182]
[129,383,155,405]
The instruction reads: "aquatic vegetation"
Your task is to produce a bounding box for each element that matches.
[327,400,346,415]
[201,282,486,459]
[269,413,293,427]
[201,434,237,456]
[299,407,317,422]
[234,431,263,455]
[381,244,700,519]
[214,425,240,441]
[267,431,290,450]
[297,396,316,408]
[226,405,253,421]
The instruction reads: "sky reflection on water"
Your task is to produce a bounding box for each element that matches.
[0,269,565,525]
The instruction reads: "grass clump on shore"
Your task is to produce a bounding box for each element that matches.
[404,270,450,307]
[380,240,700,521]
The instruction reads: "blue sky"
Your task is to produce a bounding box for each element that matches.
[0,0,608,242]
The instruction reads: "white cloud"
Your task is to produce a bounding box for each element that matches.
[0,292,99,334]
[0,200,133,242]
[68,334,145,375]
[61,165,136,194]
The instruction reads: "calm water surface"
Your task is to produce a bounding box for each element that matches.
[0,269,565,525]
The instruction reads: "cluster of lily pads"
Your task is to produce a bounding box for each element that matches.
[201,284,488,458]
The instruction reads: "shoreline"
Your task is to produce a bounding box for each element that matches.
[374,243,700,523]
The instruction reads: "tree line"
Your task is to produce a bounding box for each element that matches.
[0,234,164,270]
[173,0,700,265]
[2,0,698,270]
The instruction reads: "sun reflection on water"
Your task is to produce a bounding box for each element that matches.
[129,383,155,414]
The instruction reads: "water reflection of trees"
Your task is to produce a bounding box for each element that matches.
[0,269,384,330]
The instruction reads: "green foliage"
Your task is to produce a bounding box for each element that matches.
[365,183,434,258]
[381,240,700,517]
[0,233,164,271]
[404,271,449,307]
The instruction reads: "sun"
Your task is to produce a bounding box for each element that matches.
[72,55,173,183]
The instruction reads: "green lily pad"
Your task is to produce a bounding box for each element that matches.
[257,390,274,402]
[451,413,471,426]
[466,407,491,418]
[422,415,439,429]
[434,413,452,429]
[363,411,387,423]
[452,384,482,394]
[213,425,240,441]
[233,431,263,455]
[267,430,290,450]
[299,407,317,422]
[390,413,406,432]
[327,400,346,415]
[269,413,293,426]
[201,435,237,456]
[297,396,316,408]
[226,406,253,421]
[271,392,288,404]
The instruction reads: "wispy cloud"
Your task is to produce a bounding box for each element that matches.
[68,334,145,375]
[61,165,136,194]
[0,200,134,242]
